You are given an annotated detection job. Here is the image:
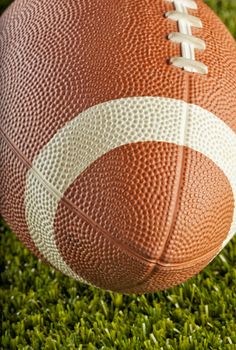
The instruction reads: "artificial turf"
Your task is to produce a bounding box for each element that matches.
[0,0,236,349]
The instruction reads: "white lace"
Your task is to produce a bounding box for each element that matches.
[165,0,208,75]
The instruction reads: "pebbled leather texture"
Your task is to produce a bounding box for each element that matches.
[0,0,236,293]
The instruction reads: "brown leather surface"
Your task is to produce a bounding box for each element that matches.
[0,0,236,292]
[117,255,217,294]
[190,0,236,131]
[1,0,236,163]
[0,135,45,261]
[54,142,234,292]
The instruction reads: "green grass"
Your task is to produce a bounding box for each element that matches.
[1,1,236,349]
[205,0,236,35]
[1,219,236,349]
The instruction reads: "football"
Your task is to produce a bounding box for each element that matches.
[0,0,236,294]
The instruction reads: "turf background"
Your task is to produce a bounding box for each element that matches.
[0,1,236,349]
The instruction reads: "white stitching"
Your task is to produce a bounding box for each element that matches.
[168,33,206,50]
[165,0,208,75]
[166,11,203,28]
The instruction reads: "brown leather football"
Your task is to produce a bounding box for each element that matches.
[0,0,236,294]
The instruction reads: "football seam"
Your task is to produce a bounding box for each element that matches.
[133,72,191,289]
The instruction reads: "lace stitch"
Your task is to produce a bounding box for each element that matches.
[166,0,208,74]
